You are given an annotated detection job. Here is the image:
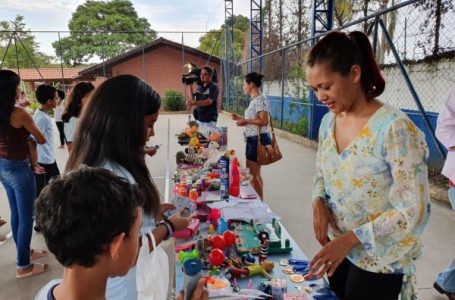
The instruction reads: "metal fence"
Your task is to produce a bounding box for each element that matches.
[222,0,455,169]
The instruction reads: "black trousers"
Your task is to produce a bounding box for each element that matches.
[329,259,403,300]
[35,162,60,197]
[55,121,66,146]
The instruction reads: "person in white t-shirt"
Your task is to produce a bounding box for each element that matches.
[53,90,66,148]
[62,82,94,154]
[29,84,60,196]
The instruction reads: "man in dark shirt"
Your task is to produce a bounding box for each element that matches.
[187,66,219,127]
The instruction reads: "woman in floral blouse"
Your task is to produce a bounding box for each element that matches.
[306,31,431,300]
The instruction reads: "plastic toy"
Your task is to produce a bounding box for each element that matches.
[258,230,269,262]
[178,249,199,263]
[222,230,236,247]
[173,218,200,239]
[234,219,292,254]
[211,235,226,250]
[209,249,225,266]
[225,260,275,280]
[207,208,221,229]
[216,217,228,234]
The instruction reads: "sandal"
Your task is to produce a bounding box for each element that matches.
[30,249,48,260]
[16,262,50,279]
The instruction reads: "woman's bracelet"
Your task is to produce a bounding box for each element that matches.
[158,220,173,238]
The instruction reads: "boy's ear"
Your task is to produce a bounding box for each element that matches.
[109,232,126,260]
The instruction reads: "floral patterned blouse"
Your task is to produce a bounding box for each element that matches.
[312,104,431,300]
[244,94,271,137]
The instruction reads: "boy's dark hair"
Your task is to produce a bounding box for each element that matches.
[36,166,144,268]
[245,72,265,88]
[306,31,385,100]
[35,84,57,104]
[57,89,65,100]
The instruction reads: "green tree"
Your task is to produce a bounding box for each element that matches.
[53,0,156,66]
[197,15,249,61]
[0,15,52,68]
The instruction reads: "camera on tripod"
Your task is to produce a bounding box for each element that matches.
[181,63,218,85]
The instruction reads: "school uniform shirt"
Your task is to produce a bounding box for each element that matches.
[31,109,55,164]
[436,88,455,182]
[312,104,431,300]
[53,101,65,122]
[244,94,271,137]
[63,116,78,143]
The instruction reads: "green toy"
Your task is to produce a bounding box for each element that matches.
[234,219,292,255]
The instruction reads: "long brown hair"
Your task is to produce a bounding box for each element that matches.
[307,31,385,99]
[0,70,20,128]
[65,75,161,217]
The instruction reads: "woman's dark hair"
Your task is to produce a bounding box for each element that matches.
[0,70,21,127]
[245,72,265,88]
[36,167,144,267]
[202,66,213,76]
[306,31,385,99]
[65,75,161,217]
[62,82,95,122]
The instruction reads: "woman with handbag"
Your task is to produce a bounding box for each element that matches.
[232,72,278,200]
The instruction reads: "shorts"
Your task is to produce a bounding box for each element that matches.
[245,133,272,162]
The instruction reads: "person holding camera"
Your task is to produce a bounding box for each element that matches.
[186,66,219,128]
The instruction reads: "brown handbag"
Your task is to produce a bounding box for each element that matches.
[257,113,282,165]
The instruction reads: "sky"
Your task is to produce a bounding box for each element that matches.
[0,0,251,59]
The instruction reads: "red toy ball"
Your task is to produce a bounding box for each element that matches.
[209,248,225,266]
[211,235,226,250]
[222,230,236,247]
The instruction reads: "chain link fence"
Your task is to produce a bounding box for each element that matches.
[223,0,455,169]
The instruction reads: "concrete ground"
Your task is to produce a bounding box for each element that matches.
[0,113,453,299]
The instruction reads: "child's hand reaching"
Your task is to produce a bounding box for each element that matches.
[168,211,193,232]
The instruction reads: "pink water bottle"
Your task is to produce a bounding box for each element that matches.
[229,157,240,197]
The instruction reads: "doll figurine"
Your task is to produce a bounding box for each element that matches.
[226,260,275,280]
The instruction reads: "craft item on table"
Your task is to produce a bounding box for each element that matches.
[189,188,198,201]
[183,258,203,300]
[229,157,240,197]
[163,196,196,218]
[178,249,199,263]
[270,278,287,300]
[205,276,231,297]
[239,193,257,199]
[258,280,272,297]
[207,179,221,191]
[219,155,230,200]
[208,224,215,234]
[175,240,196,252]
[279,259,289,266]
[222,230,236,247]
[209,248,225,267]
[207,208,222,229]
[225,260,275,280]
[173,218,200,239]
[290,274,305,283]
[288,259,309,266]
[258,230,270,263]
[212,199,280,223]
[292,265,311,275]
[211,235,226,250]
[282,267,294,275]
[283,293,307,300]
[241,253,256,264]
[234,219,292,255]
[195,201,211,221]
[216,217,228,234]
[177,182,189,197]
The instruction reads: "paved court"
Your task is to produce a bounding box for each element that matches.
[0,113,453,299]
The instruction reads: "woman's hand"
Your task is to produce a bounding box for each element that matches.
[236,119,248,126]
[312,197,340,246]
[168,211,193,231]
[177,278,208,300]
[308,231,360,278]
[231,113,241,121]
[144,146,157,157]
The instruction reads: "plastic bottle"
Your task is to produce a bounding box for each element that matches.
[186,176,193,195]
[183,258,203,300]
[219,156,230,200]
[229,157,240,197]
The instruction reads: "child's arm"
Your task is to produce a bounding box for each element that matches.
[28,141,45,174]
